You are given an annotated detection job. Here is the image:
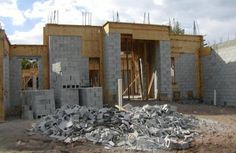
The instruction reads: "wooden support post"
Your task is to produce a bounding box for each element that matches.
[148,72,154,96]
[123,74,139,95]
[126,53,130,100]
[138,58,144,100]
[143,42,148,100]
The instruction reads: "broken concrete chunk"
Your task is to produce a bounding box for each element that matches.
[32,104,199,151]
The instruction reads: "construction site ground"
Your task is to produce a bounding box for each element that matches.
[0,102,236,153]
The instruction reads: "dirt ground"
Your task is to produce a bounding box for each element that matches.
[0,102,236,153]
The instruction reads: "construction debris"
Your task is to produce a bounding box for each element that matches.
[32,104,199,151]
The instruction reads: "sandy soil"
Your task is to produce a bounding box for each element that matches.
[0,102,236,153]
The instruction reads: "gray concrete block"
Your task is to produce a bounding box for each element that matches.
[79,87,103,109]
[60,89,79,107]
[21,89,55,118]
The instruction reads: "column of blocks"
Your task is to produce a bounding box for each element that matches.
[156,41,172,101]
[103,33,121,106]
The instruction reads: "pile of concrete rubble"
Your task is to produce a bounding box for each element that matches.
[32,104,199,151]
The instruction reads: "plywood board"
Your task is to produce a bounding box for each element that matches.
[105,22,170,41]
[200,47,212,56]
[44,24,103,58]
[171,34,203,53]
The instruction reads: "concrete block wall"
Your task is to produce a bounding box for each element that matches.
[49,36,89,107]
[201,40,236,106]
[103,32,121,106]
[175,54,196,99]
[37,58,44,89]
[9,57,21,110]
[21,89,55,118]
[3,55,10,115]
[79,87,103,108]
[155,41,172,100]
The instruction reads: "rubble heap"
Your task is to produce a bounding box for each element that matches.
[32,104,199,151]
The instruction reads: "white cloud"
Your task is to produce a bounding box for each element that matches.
[11,0,160,44]
[8,22,44,44]
[199,18,236,44]
[5,0,236,45]
[153,0,164,6]
[0,0,25,25]
[23,0,159,25]
[0,21,4,29]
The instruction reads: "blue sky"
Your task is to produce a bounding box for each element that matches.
[0,0,236,45]
[1,0,38,35]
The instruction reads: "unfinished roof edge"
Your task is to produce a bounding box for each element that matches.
[2,22,203,46]
[103,21,171,28]
[212,39,236,49]
[171,33,203,38]
[45,23,102,28]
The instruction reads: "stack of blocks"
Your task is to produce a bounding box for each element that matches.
[79,87,103,108]
[60,89,79,106]
[103,32,121,105]
[21,90,55,119]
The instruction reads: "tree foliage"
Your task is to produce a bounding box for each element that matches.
[170,19,185,35]
[21,58,38,69]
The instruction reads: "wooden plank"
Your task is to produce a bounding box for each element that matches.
[138,58,143,100]
[122,74,139,95]
[107,22,170,31]
[170,34,203,54]
[200,47,212,56]
[44,24,102,58]
[195,49,202,99]
[107,22,170,41]
[148,73,154,95]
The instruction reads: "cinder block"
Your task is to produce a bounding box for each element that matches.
[79,87,103,108]
[21,89,55,119]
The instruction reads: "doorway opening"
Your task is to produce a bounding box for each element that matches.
[120,34,157,101]
[21,58,39,90]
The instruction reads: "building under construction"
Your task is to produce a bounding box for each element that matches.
[0,21,236,121]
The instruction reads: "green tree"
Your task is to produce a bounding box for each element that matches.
[21,58,31,69]
[170,19,185,35]
[21,58,38,69]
